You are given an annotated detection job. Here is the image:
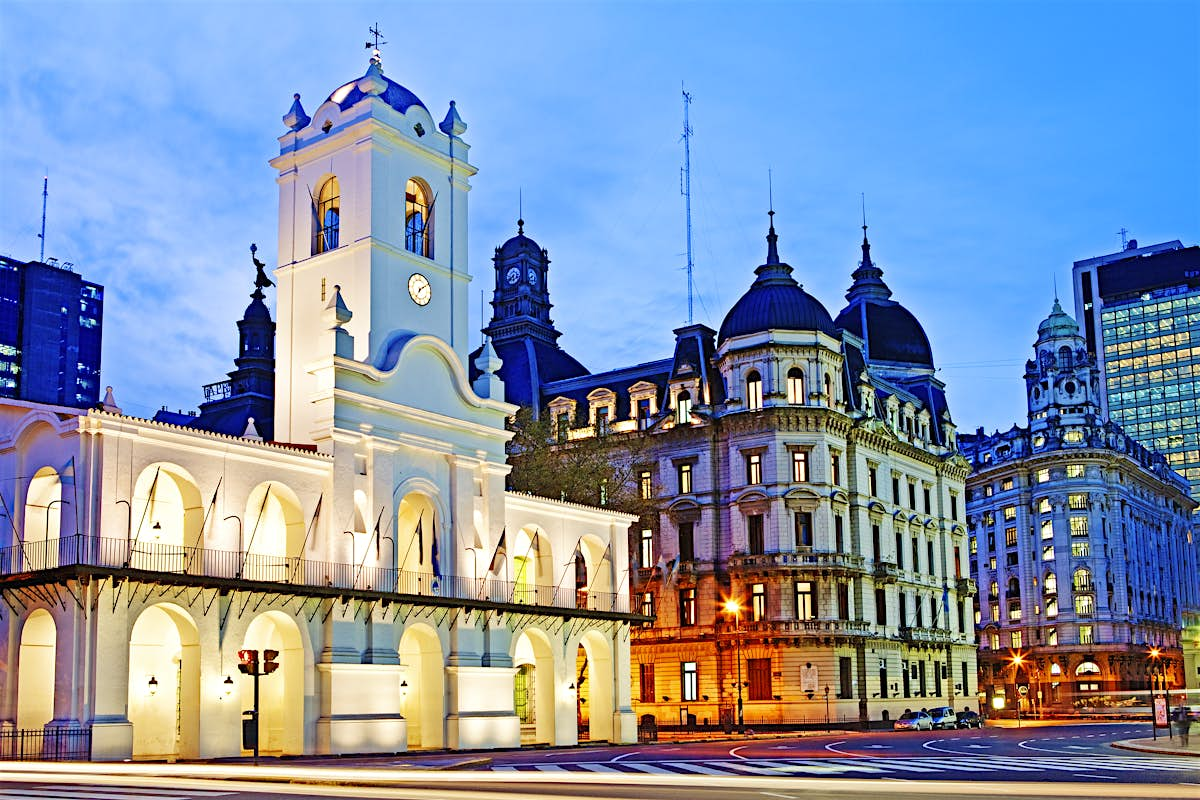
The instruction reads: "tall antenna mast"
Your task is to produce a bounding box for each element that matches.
[681,86,695,325]
[38,176,48,262]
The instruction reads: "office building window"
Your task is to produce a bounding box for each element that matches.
[831,452,841,485]
[1066,464,1084,478]
[1041,520,1054,539]
[795,581,816,620]
[923,487,931,513]
[868,466,879,496]
[1001,477,1015,491]
[748,514,764,554]
[1005,527,1018,547]
[838,656,853,699]
[1079,625,1093,645]
[639,528,654,567]
[678,462,693,494]
[751,583,766,621]
[1074,594,1094,617]
[786,367,804,404]
[640,592,654,622]
[639,663,655,703]
[678,521,695,562]
[835,515,845,551]
[1047,627,1058,646]
[836,582,850,620]
[1068,493,1088,510]
[792,450,809,482]
[746,452,762,484]
[746,370,763,411]
[681,662,698,701]
[1003,505,1016,521]
[748,657,772,701]
[795,511,813,547]
[908,482,917,509]
[1010,630,1022,649]
[875,587,887,625]
[679,588,696,626]
[892,476,901,504]
[1036,468,1050,484]
[676,390,692,425]
[637,398,652,429]
[1038,497,1051,514]
[1071,541,1090,558]
[1069,516,1089,537]
[639,470,653,499]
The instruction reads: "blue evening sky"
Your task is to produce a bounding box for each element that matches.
[1,1,1196,434]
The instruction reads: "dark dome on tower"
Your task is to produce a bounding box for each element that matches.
[833,224,935,369]
[718,216,838,345]
[498,219,543,259]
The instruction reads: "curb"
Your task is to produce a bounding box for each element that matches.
[1111,739,1200,758]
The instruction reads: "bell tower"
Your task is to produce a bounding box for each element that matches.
[482,219,559,346]
[1025,299,1102,434]
[269,47,476,443]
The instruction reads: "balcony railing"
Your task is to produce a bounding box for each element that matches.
[729,551,866,573]
[898,625,955,644]
[202,380,232,402]
[956,577,978,595]
[0,535,629,615]
[873,562,901,583]
[737,619,873,637]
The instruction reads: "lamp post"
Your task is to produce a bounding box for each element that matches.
[723,598,744,735]
[1148,646,1167,741]
[823,685,831,731]
[1008,651,1025,728]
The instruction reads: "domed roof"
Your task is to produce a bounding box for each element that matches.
[1037,299,1079,340]
[498,219,543,259]
[326,62,427,116]
[717,218,838,345]
[834,226,934,368]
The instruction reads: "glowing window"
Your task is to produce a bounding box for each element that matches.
[786,367,804,404]
[313,177,340,254]
[405,178,433,258]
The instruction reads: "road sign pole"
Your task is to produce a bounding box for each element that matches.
[252,668,260,765]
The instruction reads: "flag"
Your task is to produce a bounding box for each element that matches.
[667,555,680,587]
[572,540,586,588]
[416,515,424,564]
[489,530,507,574]
[941,583,950,615]
[629,546,640,586]
[430,518,442,591]
[654,554,666,578]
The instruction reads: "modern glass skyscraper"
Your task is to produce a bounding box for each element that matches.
[1073,240,1200,498]
[0,254,103,408]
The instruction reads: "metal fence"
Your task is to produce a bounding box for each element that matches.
[0,535,630,614]
[0,727,91,761]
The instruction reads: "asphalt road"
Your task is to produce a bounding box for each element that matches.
[0,722,1197,800]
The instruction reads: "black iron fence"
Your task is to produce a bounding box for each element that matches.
[0,727,91,761]
[0,535,630,614]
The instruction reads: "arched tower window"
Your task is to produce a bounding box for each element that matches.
[313,177,340,255]
[676,390,692,425]
[1058,346,1072,369]
[405,178,433,258]
[824,373,833,404]
[746,370,763,411]
[786,367,804,405]
[1072,567,1092,592]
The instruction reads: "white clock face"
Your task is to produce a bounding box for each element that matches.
[527,268,538,286]
[408,273,431,306]
[506,267,521,285]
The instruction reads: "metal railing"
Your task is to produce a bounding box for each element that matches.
[0,727,91,761]
[0,536,629,614]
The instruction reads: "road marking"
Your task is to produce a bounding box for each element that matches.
[664,762,732,776]
[729,744,751,760]
[966,743,992,748]
[572,763,625,773]
[1074,774,1117,780]
[759,793,800,799]
[822,740,862,757]
[617,762,677,774]
[610,749,642,762]
[861,744,892,749]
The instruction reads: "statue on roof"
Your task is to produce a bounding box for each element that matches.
[250,243,274,299]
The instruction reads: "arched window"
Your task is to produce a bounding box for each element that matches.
[824,373,833,403]
[1072,567,1092,592]
[405,178,433,258]
[313,177,340,254]
[676,390,692,425]
[1044,572,1057,595]
[1075,661,1100,677]
[1058,346,1072,369]
[1007,577,1020,596]
[746,370,763,411]
[786,367,804,404]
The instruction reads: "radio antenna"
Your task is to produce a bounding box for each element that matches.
[681,85,695,325]
[38,175,48,262]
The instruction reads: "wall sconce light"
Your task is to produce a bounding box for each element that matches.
[662,695,670,702]
[702,695,709,701]
[568,682,575,690]
[773,695,782,701]
[400,680,409,700]
[147,676,158,696]
[223,675,234,698]
[152,521,162,530]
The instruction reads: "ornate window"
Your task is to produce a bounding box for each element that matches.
[405,178,433,258]
[786,367,804,404]
[1072,567,1092,592]
[675,390,692,425]
[791,450,809,483]
[1044,572,1058,595]
[746,370,763,411]
[313,176,340,254]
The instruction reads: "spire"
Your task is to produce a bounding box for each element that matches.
[283,93,310,132]
[439,100,467,137]
[517,189,524,235]
[765,209,780,265]
[844,201,891,303]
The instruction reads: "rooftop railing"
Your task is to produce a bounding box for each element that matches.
[0,535,629,615]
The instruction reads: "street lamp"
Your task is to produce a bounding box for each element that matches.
[1008,651,1025,728]
[723,598,744,735]
[1148,646,1167,741]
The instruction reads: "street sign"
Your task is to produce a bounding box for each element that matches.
[1154,696,1168,727]
[1018,685,1029,696]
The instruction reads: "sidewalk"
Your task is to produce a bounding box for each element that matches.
[1112,731,1200,757]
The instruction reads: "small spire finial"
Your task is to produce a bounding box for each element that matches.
[518,189,523,234]
[861,192,868,237]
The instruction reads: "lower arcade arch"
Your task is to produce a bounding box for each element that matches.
[128,603,200,759]
[576,630,615,742]
[399,624,445,749]
[16,609,56,729]
[512,628,556,745]
[241,611,305,756]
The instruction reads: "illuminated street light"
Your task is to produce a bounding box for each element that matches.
[723,597,744,735]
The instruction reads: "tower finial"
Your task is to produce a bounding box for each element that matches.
[518,189,523,234]
[861,192,867,235]
[765,210,780,266]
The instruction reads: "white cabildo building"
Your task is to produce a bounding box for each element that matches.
[0,48,638,760]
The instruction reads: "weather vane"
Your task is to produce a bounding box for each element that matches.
[365,23,387,51]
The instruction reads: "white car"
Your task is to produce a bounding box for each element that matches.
[893,710,933,731]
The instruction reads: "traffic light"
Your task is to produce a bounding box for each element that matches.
[262,649,280,675]
[237,649,258,675]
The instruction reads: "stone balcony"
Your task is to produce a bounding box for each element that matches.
[728,551,867,578]
[899,625,956,644]
[734,618,875,640]
[956,577,977,595]
[873,562,901,584]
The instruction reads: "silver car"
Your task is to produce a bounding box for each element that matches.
[893,710,933,731]
[928,706,956,729]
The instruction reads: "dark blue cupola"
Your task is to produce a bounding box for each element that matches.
[718,213,838,345]
[834,221,934,369]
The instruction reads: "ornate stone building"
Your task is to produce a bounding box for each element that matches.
[477,216,977,727]
[0,49,637,760]
[959,301,1199,714]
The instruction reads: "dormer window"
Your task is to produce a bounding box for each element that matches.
[676,390,692,425]
[587,388,616,435]
[628,381,658,430]
[746,370,763,411]
[786,367,804,404]
[313,176,340,254]
[405,178,434,258]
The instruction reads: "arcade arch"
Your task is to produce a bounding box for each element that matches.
[576,630,615,742]
[399,624,445,749]
[512,526,552,605]
[23,467,61,569]
[16,609,56,729]
[128,603,200,760]
[396,492,439,593]
[241,611,305,756]
[243,483,305,581]
[130,464,203,572]
[512,628,555,745]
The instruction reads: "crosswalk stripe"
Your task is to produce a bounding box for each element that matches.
[572,763,626,773]
[615,762,680,774]
[0,794,203,800]
[23,788,231,797]
[663,761,738,776]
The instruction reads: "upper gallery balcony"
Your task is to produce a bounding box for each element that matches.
[0,535,633,617]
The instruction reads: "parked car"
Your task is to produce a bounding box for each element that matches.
[956,710,984,729]
[893,710,933,731]
[928,706,956,729]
